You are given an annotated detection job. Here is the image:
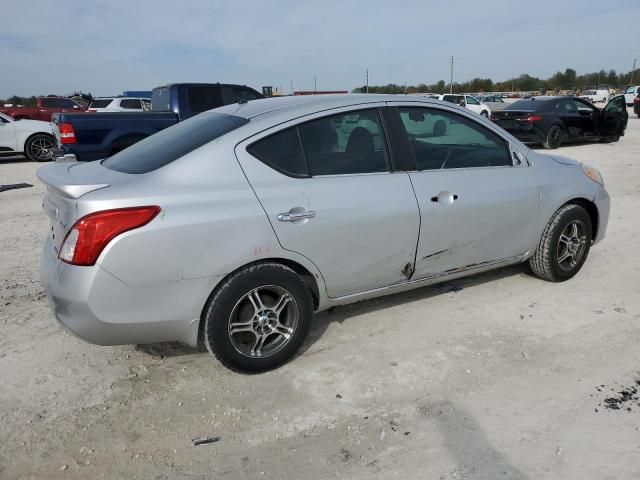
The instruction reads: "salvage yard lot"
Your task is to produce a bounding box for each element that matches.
[1,110,639,479]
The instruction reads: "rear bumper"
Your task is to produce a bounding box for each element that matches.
[498,124,545,144]
[40,238,208,347]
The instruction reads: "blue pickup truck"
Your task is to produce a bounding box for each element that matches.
[52,83,263,161]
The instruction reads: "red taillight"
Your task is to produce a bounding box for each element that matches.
[634,97,640,104]
[59,206,161,266]
[58,122,76,144]
[516,115,542,123]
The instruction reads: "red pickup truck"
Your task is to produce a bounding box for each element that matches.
[0,96,85,121]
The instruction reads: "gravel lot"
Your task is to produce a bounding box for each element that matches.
[1,110,639,479]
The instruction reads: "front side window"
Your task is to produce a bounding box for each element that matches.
[466,96,480,105]
[398,107,511,170]
[89,99,113,108]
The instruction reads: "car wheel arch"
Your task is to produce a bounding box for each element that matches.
[23,131,55,150]
[196,258,321,347]
[564,198,599,241]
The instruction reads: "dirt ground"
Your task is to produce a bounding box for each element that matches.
[1,109,639,480]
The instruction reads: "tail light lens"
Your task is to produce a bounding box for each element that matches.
[634,97,640,104]
[58,122,76,144]
[516,115,542,123]
[59,206,161,266]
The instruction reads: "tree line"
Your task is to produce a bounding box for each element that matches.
[353,68,637,94]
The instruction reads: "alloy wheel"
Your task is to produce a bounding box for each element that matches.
[556,220,587,271]
[228,285,299,358]
[29,137,55,161]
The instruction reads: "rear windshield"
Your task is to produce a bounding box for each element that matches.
[504,99,551,110]
[102,112,248,174]
[89,99,113,108]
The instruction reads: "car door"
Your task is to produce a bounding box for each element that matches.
[235,105,420,298]
[39,98,58,121]
[572,98,599,137]
[389,103,540,278]
[0,115,17,152]
[599,95,628,137]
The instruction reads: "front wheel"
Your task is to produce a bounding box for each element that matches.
[25,134,55,162]
[542,124,563,149]
[529,204,592,282]
[203,262,314,373]
[480,110,489,118]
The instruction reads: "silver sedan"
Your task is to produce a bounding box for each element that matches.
[39,94,610,372]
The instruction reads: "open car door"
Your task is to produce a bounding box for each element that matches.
[599,95,628,139]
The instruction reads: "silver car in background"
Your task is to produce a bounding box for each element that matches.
[39,94,610,372]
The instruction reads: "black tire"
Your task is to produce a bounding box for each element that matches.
[203,262,314,373]
[542,124,563,149]
[529,204,593,282]
[24,134,55,162]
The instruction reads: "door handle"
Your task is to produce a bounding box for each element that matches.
[277,208,316,223]
[430,191,459,205]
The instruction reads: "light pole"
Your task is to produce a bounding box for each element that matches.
[449,56,454,94]
[631,58,637,84]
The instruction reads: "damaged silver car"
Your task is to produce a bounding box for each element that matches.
[39,94,609,372]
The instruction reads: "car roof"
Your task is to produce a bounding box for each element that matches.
[214,94,457,121]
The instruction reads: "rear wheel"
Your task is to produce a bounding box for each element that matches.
[25,134,55,162]
[542,124,563,149]
[203,262,314,373]
[529,204,592,282]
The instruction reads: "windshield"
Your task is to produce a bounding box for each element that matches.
[102,111,248,174]
[583,90,596,95]
[625,86,637,94]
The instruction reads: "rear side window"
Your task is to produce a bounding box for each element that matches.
[102,112,248,174]
[398,107,511,170]
[247,128,308,177]
[188,86,223,113]
[41,98,57,108]
[120,99,142,109]
[248,109,390,177]
[89,99,113,108]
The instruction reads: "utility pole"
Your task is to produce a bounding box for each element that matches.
[449,56,454,94]
[366,68,369,93]
[631,58,637,84]
[314,75,317,92]
[290,80,294,95]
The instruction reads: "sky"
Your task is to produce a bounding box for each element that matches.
[1,0,639,98]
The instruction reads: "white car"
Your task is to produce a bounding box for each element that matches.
[87,97,151,112]
[579,89,609,103]
[439,94,491,117]
[0,112,55,161]
[623,86,640,106]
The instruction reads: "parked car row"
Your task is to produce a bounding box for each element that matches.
[38,94,611,371]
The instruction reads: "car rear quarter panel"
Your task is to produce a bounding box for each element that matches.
[86,140,323,295]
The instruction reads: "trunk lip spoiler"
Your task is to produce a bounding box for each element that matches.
[36,164,110,199]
